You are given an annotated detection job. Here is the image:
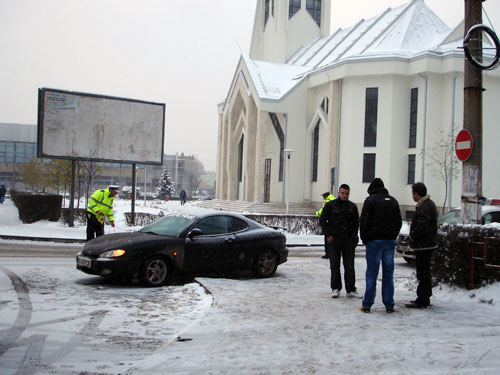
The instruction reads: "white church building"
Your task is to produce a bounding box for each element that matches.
[215,0,500,215]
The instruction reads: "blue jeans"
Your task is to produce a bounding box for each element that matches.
[362,240,395,310]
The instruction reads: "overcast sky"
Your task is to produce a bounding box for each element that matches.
[1,0,499,171]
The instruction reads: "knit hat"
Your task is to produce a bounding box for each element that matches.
[367,178,384,195]
[322,192,330,198]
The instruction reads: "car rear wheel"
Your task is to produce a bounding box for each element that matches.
[141,256,171,287]
[252,249,278,278]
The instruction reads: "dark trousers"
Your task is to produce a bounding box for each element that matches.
[86,213,104,241]
[328,238,356,292]
[323,235,329,257]
[415,250,434,306]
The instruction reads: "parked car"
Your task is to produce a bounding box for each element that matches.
[396,205,500,264]
[76,210,288,286]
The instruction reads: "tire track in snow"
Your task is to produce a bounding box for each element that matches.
[0,265,32,356]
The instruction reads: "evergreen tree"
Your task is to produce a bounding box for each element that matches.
[156,167,175,199]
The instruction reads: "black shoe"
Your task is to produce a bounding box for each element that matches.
[405,302,427,309]
[322,255,329,259]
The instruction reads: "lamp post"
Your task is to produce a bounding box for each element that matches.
[283,149,295,215]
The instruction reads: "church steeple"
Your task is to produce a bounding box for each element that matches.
[250,0,331,63]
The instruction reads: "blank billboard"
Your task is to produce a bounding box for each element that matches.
[38,88,165,165]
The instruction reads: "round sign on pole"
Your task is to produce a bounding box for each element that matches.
[455,129,473,162]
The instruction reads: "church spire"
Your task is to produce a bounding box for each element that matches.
[250,0,331,63]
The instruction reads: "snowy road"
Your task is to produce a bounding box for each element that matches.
[1,255,500,374]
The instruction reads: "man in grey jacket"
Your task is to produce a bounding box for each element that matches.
[406,182,438,308]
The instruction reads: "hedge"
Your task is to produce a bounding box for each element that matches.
[434,224,500,289]
[11,190,63,224]
[123,212,321,235]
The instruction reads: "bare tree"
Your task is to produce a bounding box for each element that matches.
[422,127,460,214]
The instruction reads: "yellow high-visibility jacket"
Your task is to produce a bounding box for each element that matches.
[315,194,335,217]
[87,188,116,224]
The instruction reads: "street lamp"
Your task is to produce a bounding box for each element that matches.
[283,149,295,215]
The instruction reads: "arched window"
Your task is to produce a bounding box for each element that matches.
[312,120,320,182]
[306,0,321,26]
[265,0,270,27]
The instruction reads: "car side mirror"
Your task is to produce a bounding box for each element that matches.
[188,228,203,238]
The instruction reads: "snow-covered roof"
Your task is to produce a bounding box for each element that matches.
[241,0,465,102]
[242,55,310,101]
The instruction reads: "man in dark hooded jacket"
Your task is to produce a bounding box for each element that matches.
[359,178,402,313]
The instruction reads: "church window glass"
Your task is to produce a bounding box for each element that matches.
[265,0,270,27]
[312,120,320,182]
[407,154,416,184]
[306,0,321,26]
[289,0,301,19]
[362,153,376,183]
[238,135,244,182]
[409,88,418,148]
[364,88,378,147]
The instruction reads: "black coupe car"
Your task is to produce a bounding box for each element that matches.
[76,210,288,286]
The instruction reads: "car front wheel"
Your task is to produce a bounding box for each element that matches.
[141,256,171,287]
[252,249,278,278]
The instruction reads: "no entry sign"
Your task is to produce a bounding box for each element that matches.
[455,129,473,162]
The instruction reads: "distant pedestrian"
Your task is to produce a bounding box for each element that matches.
[359,178,402,313]
[0,184,6,204]
[316,192,335,259]
[180,189,187,205]
[86,185,119,241]
[320,184,360,298]
[405,182,438,309]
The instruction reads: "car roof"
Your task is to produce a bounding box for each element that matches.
[166,208,249,221]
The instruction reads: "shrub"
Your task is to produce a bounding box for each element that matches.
[60,208,88,225]
[433,224,500,289]
[11,190,63,223]
[122,212,321,235]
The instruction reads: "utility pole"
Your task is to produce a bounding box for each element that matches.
[461,0,483,224]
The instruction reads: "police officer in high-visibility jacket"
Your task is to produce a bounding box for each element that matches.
[316,192,335,259]
[86,185,119,241]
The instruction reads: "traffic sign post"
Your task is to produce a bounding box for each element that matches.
[455,129,473,162]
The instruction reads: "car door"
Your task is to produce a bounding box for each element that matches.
[227,216,254,268]
[183,216,236,272]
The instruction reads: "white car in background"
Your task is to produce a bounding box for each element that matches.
[396,205,500,264]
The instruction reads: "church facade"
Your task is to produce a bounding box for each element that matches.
[216,0,500,214]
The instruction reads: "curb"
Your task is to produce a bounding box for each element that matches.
[0,235,86,244]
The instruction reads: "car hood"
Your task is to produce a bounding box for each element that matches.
[82,232,179,256]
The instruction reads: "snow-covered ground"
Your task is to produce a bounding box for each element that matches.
[1,197,500,374]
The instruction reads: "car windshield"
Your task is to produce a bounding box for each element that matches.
[139,214,196,236]
[438,209,461,225]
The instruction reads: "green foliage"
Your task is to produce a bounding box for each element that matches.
[21,158,47,192]
[11,190,63,223]
[433,224,500,288]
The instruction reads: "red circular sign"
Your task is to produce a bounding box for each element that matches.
[455,129,473,162]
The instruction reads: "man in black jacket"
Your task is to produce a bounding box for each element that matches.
[359,178,402,313]
[406,182,438,308]
[320,184,360,298]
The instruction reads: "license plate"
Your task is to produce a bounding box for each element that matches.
[77,255,92,268]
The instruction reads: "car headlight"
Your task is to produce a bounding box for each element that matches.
[99,249,126,258]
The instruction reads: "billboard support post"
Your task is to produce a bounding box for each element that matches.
[131,164,136,226]
[69,160,76,227]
